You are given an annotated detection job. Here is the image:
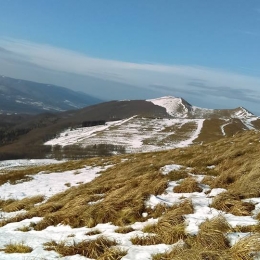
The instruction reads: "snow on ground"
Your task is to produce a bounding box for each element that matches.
[0,159,65,171]
[146,164,259,237]
[0,162,260,259]
[0,165,112,201]
[45,117,136,147]
[147,96,188,118]
[220,120,232,136]
[44,117,204,153]
[232,107,259,130]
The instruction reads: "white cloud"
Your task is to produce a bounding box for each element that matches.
[0,37,260,114]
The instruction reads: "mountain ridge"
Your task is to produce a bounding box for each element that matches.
[0,75,103,114]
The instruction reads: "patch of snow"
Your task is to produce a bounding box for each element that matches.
[147,96,188,118]
[44,117,205,153]
[0,159,65,171]
[220,120,232,136]
[227,232,251,247]
[160,164,183,175]
[0,165,112,200]
[232,107,259,130]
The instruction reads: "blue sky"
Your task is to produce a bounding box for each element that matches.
[0,0,260,114]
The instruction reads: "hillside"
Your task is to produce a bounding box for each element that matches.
[1,130,260,259]
[0,96,259,160]
[0,75,102,114]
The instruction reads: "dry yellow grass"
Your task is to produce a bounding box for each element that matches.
[115,226,135,234]
[1,195,45,212]
[230,234,260,260]
[85,229,102,236]
[4,242,32,253]
[211,192,255,216]
[44,236,117,258]
[173,177,203,193]
[130,235,163,245]
[146,200,194,244]
[1,130,260,257]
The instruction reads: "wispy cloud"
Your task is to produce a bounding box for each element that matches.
[0,37,260,113]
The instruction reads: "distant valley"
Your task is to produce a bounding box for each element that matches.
[0,75,102,114]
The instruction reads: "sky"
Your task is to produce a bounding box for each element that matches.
[0,0,260,114]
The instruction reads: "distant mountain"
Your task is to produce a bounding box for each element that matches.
[0,75,103,114]
[0,96,259,160]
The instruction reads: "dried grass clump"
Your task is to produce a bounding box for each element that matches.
[197,229,229,250]
[196,216,231,251]
[150,200,194,244]
[142,223,158,233]
[167,170,189,181]
[85,229,102,236]
[130,235,163,245]
[199,215,231,233]
[4,242,33,253]
[1,195,45,212]
[44,236,117,258]
[173,177,203,193]
[115,226,135,234]
[152,247,230,260]
[148,204,168,219]
[98,247,128,260]
[230,234,260,260]
[201,176,215,187]
[16,225,31,232]
[211,192,255,216]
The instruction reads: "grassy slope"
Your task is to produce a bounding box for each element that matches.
[1,130,260,259]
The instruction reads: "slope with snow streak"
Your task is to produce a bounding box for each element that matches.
[45,117,204,153]
[232,107,259,130]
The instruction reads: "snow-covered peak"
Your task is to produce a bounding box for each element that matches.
[232,107,256,119]
[147,96,189,118]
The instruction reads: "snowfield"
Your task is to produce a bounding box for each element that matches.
[45,117,205,153]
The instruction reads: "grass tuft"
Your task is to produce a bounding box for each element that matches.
[211,192,255,216]
[130,235,163,245]
[115,226,135,234]
[230,234,260,260]
[4,242,33,253]
[0,195,45,212]
[44,236,117,258]
[173,177,202,193]
[85,229,102,236]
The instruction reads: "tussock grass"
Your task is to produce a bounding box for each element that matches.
[44,236,117,258]
[201,176,215,187]
[85,229,102,235]
[130,235,163,245]
[1,195,45,212]
[211,192,255,216]
[98,247,128,260]
[197,229,230,250]
[16,225,31,232]
[4,242,32,253]
[167,170,189,181]
[115,226,135,234]
[152,247,230,260]
[148,200,194,244]
[230,234,260,260]
[130,235,162,246]
[173,177,203,193]
[199,215,231,233]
